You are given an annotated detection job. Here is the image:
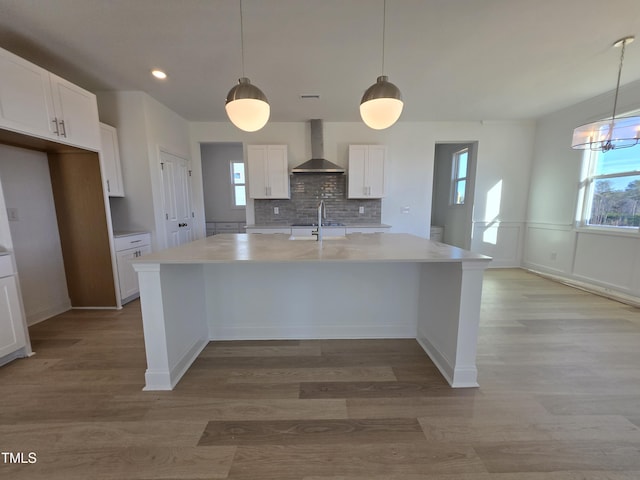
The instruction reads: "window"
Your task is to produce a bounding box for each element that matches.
[230,161,246,207]
[578,145,640,229]
[451,148,468,205]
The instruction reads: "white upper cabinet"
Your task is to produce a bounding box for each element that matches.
[0,47,100,151]
[0,48,57,141]
[247,145,290,199]
[49,73,100,150]
[348,145,386,198]
[99,123,125,197]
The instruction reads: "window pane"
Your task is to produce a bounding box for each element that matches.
[595,149,640,176]
[457,151,468,178]
[234,185,246,207]
[587,175,640,227]
[454,179,466,204]
[232,162,245,184]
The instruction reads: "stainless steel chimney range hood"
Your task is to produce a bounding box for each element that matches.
[291,119,345,174]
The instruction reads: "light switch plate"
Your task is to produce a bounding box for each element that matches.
[7,208,18,221]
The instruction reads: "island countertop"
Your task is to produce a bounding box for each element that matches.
[134,233,491,265]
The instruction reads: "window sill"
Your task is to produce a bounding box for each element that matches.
[574,225,640,238]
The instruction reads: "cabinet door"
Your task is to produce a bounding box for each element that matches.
[50,73,101,151]
[347,145,368,198]
[348,145,385,198]
[99,123,125,197]
[366,145,386,198]
[265,145,289,198]
[247,145,268,198]
[116,249,140,301]
[0,48,57,141]
[116,245,152,303]
[0,276,27,358]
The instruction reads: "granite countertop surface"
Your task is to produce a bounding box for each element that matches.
[133,233,491,265]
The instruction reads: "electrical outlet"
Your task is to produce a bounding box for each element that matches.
[401,206,410,214]
[274,207,279,215]
[7,208,18,221]
[359,206,365,214]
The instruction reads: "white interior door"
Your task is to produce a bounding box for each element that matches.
[160,150,193,248]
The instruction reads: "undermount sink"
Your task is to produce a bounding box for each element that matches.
[290,222,345,227]
[288,235,348,241]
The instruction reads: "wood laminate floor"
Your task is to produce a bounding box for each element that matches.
[1,268,640,479]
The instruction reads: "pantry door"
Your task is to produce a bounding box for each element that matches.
[160,150,193,248]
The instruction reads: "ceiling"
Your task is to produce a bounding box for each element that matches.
[1,0,640,123]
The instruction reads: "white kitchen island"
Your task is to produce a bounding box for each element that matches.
[132,233,491,390]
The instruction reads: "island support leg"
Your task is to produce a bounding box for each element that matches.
[134,263,209,390]
[416,261,487,387]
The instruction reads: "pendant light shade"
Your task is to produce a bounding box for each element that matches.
[225,77,270,132]
[572,116,640,152]
[571,36,640,151]
[360,0,403,130]
[360,75,404,130]
[225,0,270,132]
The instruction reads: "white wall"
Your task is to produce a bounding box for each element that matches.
[190,120,535,266]
[0,145,70,324]
[97,91,190,251]
[200,143,246,222]
[524,79,640,302]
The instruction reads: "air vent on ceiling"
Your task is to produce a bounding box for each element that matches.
[300,94,321,99]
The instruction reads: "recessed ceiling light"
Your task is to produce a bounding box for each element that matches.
[151,69,167,80]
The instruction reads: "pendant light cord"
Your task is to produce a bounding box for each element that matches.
[610,38,627,126]
[381,0,386,75]
[239,0,246,77]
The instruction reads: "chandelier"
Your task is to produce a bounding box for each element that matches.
[572,36,640,152]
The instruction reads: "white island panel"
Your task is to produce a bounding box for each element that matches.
[205,262,420,340]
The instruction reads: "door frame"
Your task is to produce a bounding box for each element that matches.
[431,141,478,250]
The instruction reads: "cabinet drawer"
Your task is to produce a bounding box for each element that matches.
[114,233,151,252]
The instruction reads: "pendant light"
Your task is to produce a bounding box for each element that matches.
[225,0,270,132]
[360,0,403,130]
[572,36,640,151]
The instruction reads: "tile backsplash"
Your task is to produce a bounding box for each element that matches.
[254,174,381,225]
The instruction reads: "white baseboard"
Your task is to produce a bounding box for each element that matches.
[143,336,209,391]
[211,324,416,341]
[525,267,640,308]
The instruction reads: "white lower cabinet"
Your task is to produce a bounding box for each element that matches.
[114,233,151,304]
[246,227,292,234]
[345,226,390,234]
[0,256,27,362]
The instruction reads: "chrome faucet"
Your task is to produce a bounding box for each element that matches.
[312,200,326,242]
